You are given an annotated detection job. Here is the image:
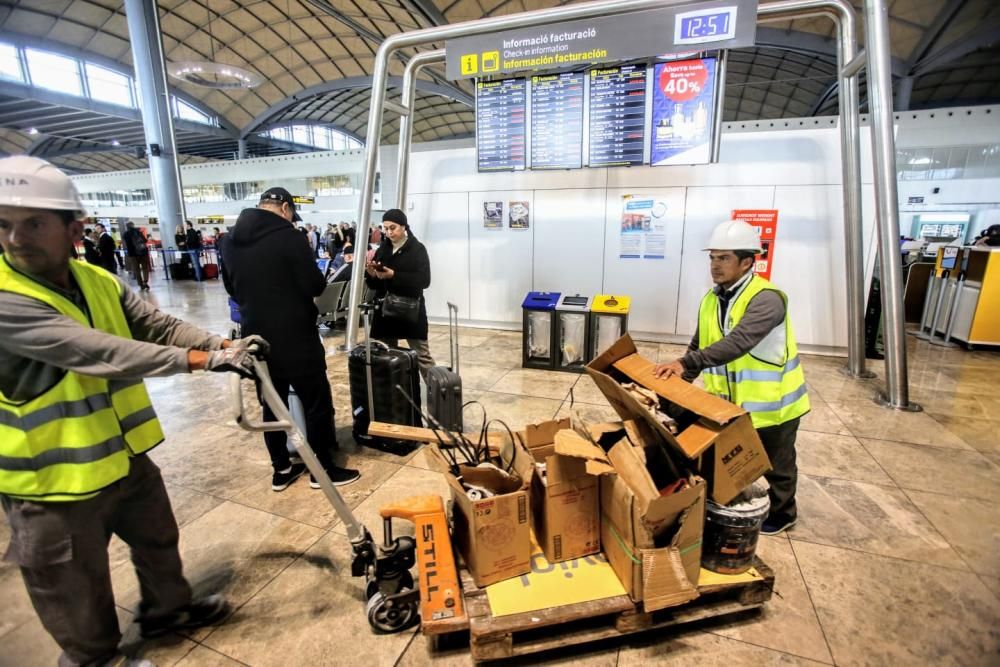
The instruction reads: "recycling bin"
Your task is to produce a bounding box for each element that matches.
[555,294,593,372]
[522,291,560,369]
[590,294,631,359]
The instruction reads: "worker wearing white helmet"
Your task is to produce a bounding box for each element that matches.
[0,156,267,665]
[654,219,809,536]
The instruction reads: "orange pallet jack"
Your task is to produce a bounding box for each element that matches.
[231,354,466,634]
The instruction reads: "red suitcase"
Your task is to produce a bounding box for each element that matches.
[202,263,219,279]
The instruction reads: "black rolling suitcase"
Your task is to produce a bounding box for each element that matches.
[349,305,422,456]
[425,302,463,432]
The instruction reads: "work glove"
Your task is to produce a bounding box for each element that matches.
[206,347,257,379]
[230,334,270,359]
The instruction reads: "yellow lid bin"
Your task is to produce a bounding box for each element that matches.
[589,295,631,360]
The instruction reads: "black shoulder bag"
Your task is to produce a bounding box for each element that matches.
[381,293,421,324]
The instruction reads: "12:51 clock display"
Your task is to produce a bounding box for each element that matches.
[674,7,738,45]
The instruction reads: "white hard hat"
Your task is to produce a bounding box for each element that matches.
[0,156,86,218]
[703,219,763,254]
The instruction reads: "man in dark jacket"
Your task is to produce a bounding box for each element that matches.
[123,221,151,290]
[83,227,101,265]
[94,222,118,275]
[365,209,435,377]
[222,187,359,489]
[185,221,203,281]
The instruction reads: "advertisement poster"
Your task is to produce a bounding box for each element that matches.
[620,195,668,259]
[732,209,779,279]
[650,57,717,166]
[484,201,504,229]
[509,200,530,229]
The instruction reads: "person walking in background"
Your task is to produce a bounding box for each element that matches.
[185,221,203,282]
[654,219,810,536]
[222,186,360,489]
[123,221,151,290]
[365,208,435,378]
[83,226,101,265]
[94,222,118,275]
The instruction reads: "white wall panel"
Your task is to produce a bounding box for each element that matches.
[406,192,470,320]
[532,189,607,297]
[675,186,776,337]
[601,188,687,334]
[467,191,534,323]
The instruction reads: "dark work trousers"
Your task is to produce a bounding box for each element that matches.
[258,368,337,472]
[1,455,192,667]
[756,417,801,522]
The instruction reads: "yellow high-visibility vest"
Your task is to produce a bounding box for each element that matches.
[698,275,810,429]
[0,257,164,501]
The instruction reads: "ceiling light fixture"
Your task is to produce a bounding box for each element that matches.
[111,139,121,146]
[27,127,38,135]
[167,61,263,89]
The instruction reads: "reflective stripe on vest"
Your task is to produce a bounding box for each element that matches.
[0,257,164,501]
[698,275,810,429]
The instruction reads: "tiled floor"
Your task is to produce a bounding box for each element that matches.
[3,275,999,666]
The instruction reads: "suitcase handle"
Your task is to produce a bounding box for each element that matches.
[447,302,459,373]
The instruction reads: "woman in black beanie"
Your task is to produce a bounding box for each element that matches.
[365,208,436,376]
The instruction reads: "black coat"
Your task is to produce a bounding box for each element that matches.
[83,238,101,265]
[365,236,431,340]
[97,232,117,273]
[221,207,327,374]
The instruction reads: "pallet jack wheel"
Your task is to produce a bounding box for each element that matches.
[365,569,414,600]
[365,589,418,633]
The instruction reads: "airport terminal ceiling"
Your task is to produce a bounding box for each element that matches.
[0,0,997,173]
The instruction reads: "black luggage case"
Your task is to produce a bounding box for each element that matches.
[425,302,462,432]
[168,262,191,280]
[349,305,421,456]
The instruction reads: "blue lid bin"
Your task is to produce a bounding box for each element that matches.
[522,291,560,369]
[555,294,593,372]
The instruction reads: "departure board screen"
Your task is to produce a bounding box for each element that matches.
[476,78,526,172]
[589,64,647,167]
[530,71,584,170]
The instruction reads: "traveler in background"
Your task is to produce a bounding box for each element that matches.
[311,224,322,258]
[304,223,317,256]
[974,224,1000,247]
[328,242,354,283]
[365,208,435,378]
[369,224,383,245]
[94,222,118,275]
[185,221,203,281]
[0,156,261,667]
[342,222,356,248]
[123,221,151,290]
[83,226,101,265]
[324,223,338,256]
[222,186,360,489]
[654,219,810,536]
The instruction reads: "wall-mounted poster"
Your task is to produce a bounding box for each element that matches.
[620,195,667,259]
[484,201,504,229]
[509,201,530,229]
[732,209,779,279]
[650,57,718,166]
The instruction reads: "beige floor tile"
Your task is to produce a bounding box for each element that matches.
[111,501,324,637]
[451,363,510,391]
[555,401,623,425]
[929,413,1000,456]
[463,391,563,428]
[791,475,966,569]
[570,373,612,406]
[710,536,833,663]
[657,342,690,362]
[905,490,1000,577]
[619,630,827,665]
[333,465,452,540]
[792,540,1000,666]
[861,438,1000,502]
[802,371,880,405]
[156,429,274,500]
[489,368,578,401]
[200,532,416,667]
[461,342,523,369]
[826,400,972,449]
[175,645,245,666]
[796,431,895,486]
[798,398,853,436]
[0,567,38,642]
[982,575,1000,601]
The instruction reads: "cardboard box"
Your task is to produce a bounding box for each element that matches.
[519,419,600,563]
[554,424,706,611]
[426,442,535,588]
[586,334,771,505]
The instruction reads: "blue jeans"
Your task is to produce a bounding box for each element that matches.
[188,250,202,281]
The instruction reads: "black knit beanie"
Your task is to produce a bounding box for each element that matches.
[382,208,408,228]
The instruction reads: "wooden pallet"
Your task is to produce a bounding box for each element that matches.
[432,557,775,662]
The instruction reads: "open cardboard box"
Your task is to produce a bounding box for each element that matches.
[554,422,706,611]
[426,439,535,588]
[519,419,600,563]
[586,334,771,505]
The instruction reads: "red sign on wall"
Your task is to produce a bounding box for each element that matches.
[732,210,779,280]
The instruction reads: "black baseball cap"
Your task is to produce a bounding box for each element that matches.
[259,187,301,221]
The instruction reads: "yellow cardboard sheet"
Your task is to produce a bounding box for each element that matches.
[697,566,763,587]
[486,537,627,618]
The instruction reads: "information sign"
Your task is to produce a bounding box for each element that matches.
[531,71,584,170]
[589,65,646,167]
[477,78,527,172]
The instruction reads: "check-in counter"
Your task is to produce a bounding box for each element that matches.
[938,247,1000,347]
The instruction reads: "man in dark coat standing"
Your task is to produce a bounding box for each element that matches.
[365,209,435,378]
[222,187,359,489]
[93,222,117,275]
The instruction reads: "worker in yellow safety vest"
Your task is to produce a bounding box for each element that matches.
[0,156,267,666]
[654,219,810,535]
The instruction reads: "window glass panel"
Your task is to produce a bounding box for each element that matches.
[25,48,82,96]
[292,125,311,145]
[85,63,133,107]
[174,97,212,124]
[314,126,332,150]
[0,43,23,82]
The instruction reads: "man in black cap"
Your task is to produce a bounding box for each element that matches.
[222,187,360,489]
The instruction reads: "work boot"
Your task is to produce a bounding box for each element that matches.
[139,595,230,639]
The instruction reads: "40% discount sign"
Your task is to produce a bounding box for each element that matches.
[657,59,710,102]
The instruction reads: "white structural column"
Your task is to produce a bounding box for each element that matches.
[863,0,915,410]
[123,0,186,248]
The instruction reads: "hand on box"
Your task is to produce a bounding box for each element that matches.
[653,360,684,379]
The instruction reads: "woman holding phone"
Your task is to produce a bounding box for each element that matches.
[365,208,435,377]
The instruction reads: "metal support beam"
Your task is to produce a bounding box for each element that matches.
[401,0,448,27]
[863,0,915,410]
[906,0,970,71]
[710,49,728,162]
[237,138,247,159]
[911,23,1000,76]
[123,0,186,250]
[841,49,866,78]
[396,50,445,209]
[383,100,411,116]
[894,75,914,112]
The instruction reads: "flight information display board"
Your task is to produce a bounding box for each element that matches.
[530,71,584,170]
[476,78,527,172]
[589,64,647,167]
